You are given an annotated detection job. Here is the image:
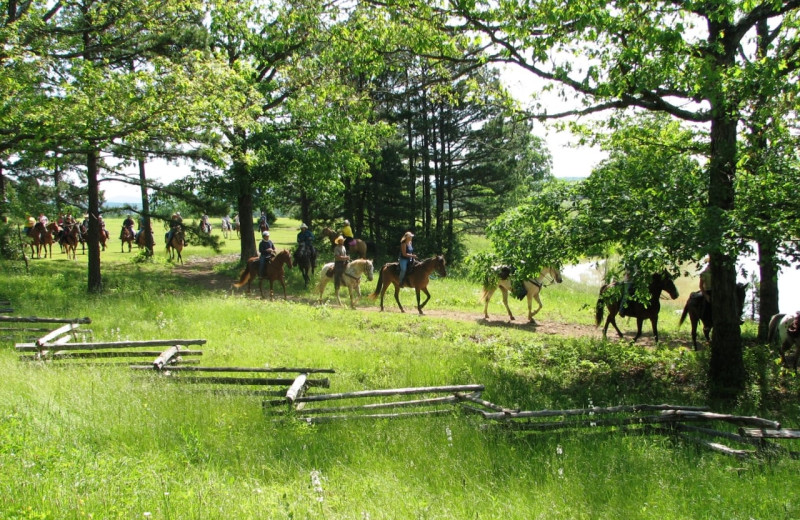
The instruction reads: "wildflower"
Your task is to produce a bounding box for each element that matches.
[445,426,453,446]
[556,444,563,456]
[310,470,324,503]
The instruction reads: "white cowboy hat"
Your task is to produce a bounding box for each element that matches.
[300,223,308,229]
[262,231,270,237]
[335,235,345,244]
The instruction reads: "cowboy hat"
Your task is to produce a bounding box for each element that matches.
[335,235,345,244]
[262,231,270,237]
[300,223,308,229]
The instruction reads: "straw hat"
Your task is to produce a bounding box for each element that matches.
[335,235,345,244]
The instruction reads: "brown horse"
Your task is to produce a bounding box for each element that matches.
[60,223,80,260]
[120,226,135,252]
[321,227,371,259]
[595,272,679,343]
[27,222,53,259]
[98,225,109,251]
[136,227,155,250]
[369,255,447,314]
[166,226,185,264]
[232,249,293,299]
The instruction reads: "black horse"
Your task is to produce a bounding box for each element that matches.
[595,272,679,343]
[678,283,747,350]
[293,242,317,287]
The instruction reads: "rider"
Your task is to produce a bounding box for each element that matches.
[258,231,276,277]
[166,212,182,245]
[398,231,417,286]
[97,213,109,240]
[201,214,210,233]
[297,223,314,247]
[698,256,712,303]
[333,235,350,292]
[25,215,36,236]
[341,219,355,249]
[122,214,135,239]
[259,211,269,231]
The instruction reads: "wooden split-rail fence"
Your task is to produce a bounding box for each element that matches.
[9,313,800,459]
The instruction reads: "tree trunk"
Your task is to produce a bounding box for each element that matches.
[138,158,154,255]
[299,189,312,229]
[0,165,6,222]
[757,240,780,341]
[86,150,102,293]
[237,187,256,264]
[707,112,744,399]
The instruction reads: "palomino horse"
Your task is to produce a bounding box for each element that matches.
[678,284,746,350]
[59,223,80,260]
[595,272,679,343]
[768,312,800,372]
[293,242,317,287]
[321,227,372,259]
[120,226,135,252]
[232,249,293,299]
[166,226,185,264]
[316,259,374,309]
[369,255,447,314]
[481,265,563,323]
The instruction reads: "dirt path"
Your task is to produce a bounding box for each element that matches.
[173,255,674,348]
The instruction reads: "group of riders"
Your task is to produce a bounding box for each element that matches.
[24,212,106,247]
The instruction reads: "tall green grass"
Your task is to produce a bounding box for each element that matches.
[1,217,798,519]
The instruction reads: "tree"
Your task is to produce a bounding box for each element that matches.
[422,0,800,397]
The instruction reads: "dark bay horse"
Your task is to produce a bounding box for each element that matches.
[595,272,679,343]
[293,242,317,287]
[60,223,80,260]
[678,283,746,350]
[120,226,135,252]
[481,265,563,323]
[321,227,372,259]
[27,222,53,259]
[166,226,185,264]
[136,227,155,250]
[232,249,293,299]
[369,255,447,314]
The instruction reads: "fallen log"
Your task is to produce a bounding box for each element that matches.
[288,395,460,416]
[35,322,83,347]
[16,338,206,352]
[300,409,453,424]
[0,316,91,324]
[283,384,485,404]
[739,428,800,439]
[286,374,308,404]
[164,376,330,387]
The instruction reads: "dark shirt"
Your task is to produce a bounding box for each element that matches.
[297,230,314,244]
[259,239,275,257]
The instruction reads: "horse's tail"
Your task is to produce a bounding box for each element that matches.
[678,298,691,328]
[368,267,385,300]
[479,284,492,303]
[232,265,252,289]
[767,313,785,344]
[594,286,607,327]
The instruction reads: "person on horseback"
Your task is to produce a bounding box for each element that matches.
[297,223,314,247]
[341,219,355,249]
[97,213,109,240]
[122,214,135,239]
[333,235,350,292]
[398,231,417,286]
[166,212,182,245]
[201,214,210,233]
[25,215,35,236]
[259,231,276,277]
[699,256,712,303]
[259,211,269,231]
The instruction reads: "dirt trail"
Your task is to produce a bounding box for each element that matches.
[173,255,677,349]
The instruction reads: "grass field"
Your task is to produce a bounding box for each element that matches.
[1,217,798,519]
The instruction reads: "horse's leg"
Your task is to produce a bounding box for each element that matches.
[690,316,699,350]
[281,278,287,299]
[499,287,515,321]
[605,306,624,339]
[417,288,431,314]
[482,286,496,320]
[529,291,543,321]
[392,282,404,313]
[632,317,645,342]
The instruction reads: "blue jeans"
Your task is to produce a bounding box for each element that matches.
[399,257,410,284]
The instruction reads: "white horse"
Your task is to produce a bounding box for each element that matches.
[481,265,563,322]
[768,312,800,372]
[317,259,374,309]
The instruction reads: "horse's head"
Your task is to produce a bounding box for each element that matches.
[277,249,293,268]
[435,255,447,278]
[654,272,679,300]
[365,259,374,281]
[544,265,563,284]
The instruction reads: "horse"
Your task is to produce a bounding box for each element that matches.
[316,258,374,309]
[768,312,800,372]
[166,226,185,264]
[321,227,372,259]
[199,220,212,234]
[26,222,52,259]
[59,223,80,260]
[136,227,155,250]
[678,283,747,350]
[595,272,679,343]
[481,265,563,323]
[293,242,317,287]
[369,255,447,314]
[221,218,232,239]
[120,226,135,252]
[98,225,109,251]
[232,249,293,299]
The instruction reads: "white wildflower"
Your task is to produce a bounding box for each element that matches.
[556,444,563,456]
[445,426,453,446]
[310,470,324,503]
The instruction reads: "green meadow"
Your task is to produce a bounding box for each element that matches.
[0,217,797,519]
